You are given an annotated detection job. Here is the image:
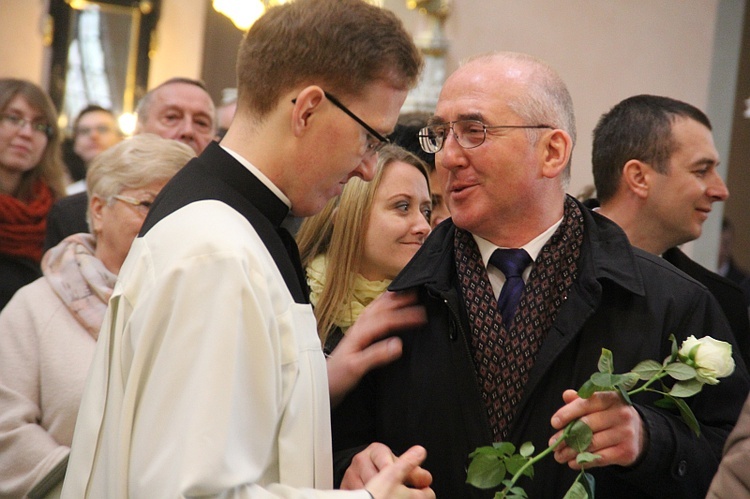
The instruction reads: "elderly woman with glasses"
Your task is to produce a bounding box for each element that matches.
[0,79,67,311]
[0,133,194,498]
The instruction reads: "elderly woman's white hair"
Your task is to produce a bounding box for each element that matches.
[85,133,195,230]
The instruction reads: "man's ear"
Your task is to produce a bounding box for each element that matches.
[540,129,573,179]
[622,159,651,199]
[89,194,106,234]
[290,86,326,137]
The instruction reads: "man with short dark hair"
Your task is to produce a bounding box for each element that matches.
[62,1,432,498]
[593,94,750,367]
[331,53,749,498]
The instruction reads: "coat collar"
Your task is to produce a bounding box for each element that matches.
[390,196,646,297]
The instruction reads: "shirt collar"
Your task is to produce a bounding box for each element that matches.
[473,216,564,271]
[220,144,292,209]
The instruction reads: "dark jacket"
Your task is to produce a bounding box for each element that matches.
[0,254,40,311]
[43,192,89,252]
[663,247,750,369]
[332,201,750,499]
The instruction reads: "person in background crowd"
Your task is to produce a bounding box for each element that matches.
[719,217,749,286]
[593,94,750,368]
[0,78,66,311]
[61,1,433,497]
[134,77,216,155]
[296,144,431,356]
[390,114,450,228]
[44,77,216,251]
[0,134,194,498]
[331,51,750,499]
[65,105,123,195]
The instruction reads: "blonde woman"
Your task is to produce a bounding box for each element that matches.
[297,144,432,353]
[0,134,194,498]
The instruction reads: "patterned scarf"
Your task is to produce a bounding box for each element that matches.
[42,233,117,340]
[454,196,585,440]
[0,179,53,262]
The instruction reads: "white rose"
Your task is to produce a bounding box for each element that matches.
[678,335,735,385]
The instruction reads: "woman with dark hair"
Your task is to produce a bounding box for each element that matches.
[0,78,67,310]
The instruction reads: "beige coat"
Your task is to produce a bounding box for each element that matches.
[707,393,750,498]
[0,277,96,498]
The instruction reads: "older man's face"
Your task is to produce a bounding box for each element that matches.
[139,82,215,154]
[433,59,548,242]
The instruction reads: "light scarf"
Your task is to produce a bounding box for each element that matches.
[41,233,117,339]
[306,254,391,332]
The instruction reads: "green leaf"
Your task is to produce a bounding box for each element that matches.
[519,441,535,457]
[580,471,596,498]
[616,384,633,406]
[466,453,506,489]
[563,481,589,499]
[576,452,601,465]
[505,454,530,476]
[673,396,701,437]
[469,445,499,458]
[598,349,614,374]
[502,480,529,499]
[669,334,679,361]
[618,372,640,391]
[664,362,697,381]
[565,420,593,453]
[578,379,597,399]
[590,372,617,388]
[669,379,704,398]
[493,441,517,456]
[654,396,676,410]
[631,360,662,380]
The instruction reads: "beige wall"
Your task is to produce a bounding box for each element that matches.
[0,0,744,268]
[0,0,49,84]
[147,0,207,88]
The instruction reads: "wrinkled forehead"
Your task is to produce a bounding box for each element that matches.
[435,65,522,123]
[153,83,215,114]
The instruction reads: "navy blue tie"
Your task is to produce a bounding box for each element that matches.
[490,248,532,325]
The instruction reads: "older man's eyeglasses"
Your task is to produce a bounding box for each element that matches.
[112,195,153,215]
[418,120,553,153]
[0,114,53,139]
[292,91,390,156]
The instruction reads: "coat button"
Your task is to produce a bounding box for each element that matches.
[677,460,688,476]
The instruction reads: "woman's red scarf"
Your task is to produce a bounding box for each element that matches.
[0,180,54,263]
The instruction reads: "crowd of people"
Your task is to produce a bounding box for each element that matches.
[1,0,750,498]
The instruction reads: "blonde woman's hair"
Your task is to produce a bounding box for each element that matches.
[86,134,195,230]
[296,144,429,340]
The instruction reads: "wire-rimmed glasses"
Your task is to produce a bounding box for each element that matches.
[418,120,552,153]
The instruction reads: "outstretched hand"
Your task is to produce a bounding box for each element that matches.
[327,290,426,406]
[549,389,647,469]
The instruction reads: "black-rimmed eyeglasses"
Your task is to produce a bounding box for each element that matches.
[418,120,552,153]
[292,91,390,155]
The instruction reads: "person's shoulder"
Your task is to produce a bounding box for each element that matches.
[0,277,66,328]
[141,200,271,262]
[51,191,88,210]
